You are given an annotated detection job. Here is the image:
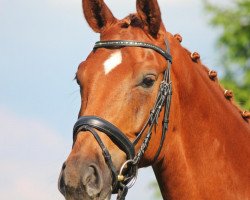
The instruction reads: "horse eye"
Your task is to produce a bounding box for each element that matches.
[141,75,156,88]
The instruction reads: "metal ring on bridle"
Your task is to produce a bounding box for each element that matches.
[118,160,138,189]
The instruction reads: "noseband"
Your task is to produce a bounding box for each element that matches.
[73,40,172,200]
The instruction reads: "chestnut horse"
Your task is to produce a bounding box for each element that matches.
[58,0,250,199]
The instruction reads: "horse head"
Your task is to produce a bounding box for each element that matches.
[58,0,250,199]
[58,0,171,199]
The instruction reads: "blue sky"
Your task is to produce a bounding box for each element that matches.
[0,0,226,199]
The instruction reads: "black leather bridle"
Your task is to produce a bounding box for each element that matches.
[73,40,172,200]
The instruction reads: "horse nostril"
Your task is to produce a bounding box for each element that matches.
[83,167,95,185]
[58,162,68,196]
[58,171,66,196]
[82,165,103,197]
[58,160,107,198]
[62,162,66,170]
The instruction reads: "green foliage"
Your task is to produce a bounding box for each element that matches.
[149,181,162,199]
[204,0,250,110]
[221,72,250,109]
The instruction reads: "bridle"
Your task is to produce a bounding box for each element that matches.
[73,40,172,199]
[73,39,172,200]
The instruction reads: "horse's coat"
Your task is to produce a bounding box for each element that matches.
[58,0,250,199]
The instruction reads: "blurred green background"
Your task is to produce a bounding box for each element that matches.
[205,0,250,110]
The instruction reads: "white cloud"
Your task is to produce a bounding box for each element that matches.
[0,107,69,200]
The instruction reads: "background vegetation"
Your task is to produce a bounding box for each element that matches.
[204,0,250,110]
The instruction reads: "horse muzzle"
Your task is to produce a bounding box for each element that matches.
[58,159,112,200]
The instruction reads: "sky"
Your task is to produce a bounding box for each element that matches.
[0,0,227,199]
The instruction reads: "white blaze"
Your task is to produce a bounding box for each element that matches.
[103,51,122,74]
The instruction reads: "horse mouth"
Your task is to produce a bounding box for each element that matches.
[59,175,112,200]
[60,181,112,200]
[63,191,112,200]
[104,194,111,200]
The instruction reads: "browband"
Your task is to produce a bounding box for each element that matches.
[94,40,172,63]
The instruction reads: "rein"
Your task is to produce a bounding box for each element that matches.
[73,39,172,200]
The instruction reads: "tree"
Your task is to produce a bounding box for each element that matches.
[204,0,250,110]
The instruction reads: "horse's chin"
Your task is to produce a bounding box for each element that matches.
[104,193,111,200]
[63,186,112,200]
[97,190,111,200]
[64,192,111,200]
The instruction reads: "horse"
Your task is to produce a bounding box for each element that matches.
[58,0,250,199]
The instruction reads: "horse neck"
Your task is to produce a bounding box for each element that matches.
[152,36,250,200]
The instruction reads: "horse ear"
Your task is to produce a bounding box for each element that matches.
[82,0,116,33]
[136,0,162,38]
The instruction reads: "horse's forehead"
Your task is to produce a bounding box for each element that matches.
[78,21,165,79]
[82,47,160,77]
